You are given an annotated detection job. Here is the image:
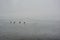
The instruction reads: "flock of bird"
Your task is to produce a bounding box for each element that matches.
[9,18,32,24]
[9,21,26,24]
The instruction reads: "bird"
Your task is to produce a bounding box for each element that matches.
[24,22,26,24]
[19,21,21,24]
[9,20,12,24]
[13,21,15,24]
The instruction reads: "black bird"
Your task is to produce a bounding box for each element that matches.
[24,22,26,24]
[19,21,21,24]
[13,21,15,24]
[9,20,12,24]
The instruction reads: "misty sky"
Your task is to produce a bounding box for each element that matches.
[0,0,60,20]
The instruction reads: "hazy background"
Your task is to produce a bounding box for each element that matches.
[0,0,60,40]
[0,0,60,20]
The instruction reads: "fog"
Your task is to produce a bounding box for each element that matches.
[0,0,60,40]
[0,0,60,20]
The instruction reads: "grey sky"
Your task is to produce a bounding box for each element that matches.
[0,0,60,20]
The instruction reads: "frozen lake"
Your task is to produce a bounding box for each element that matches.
[0,19,60,40]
